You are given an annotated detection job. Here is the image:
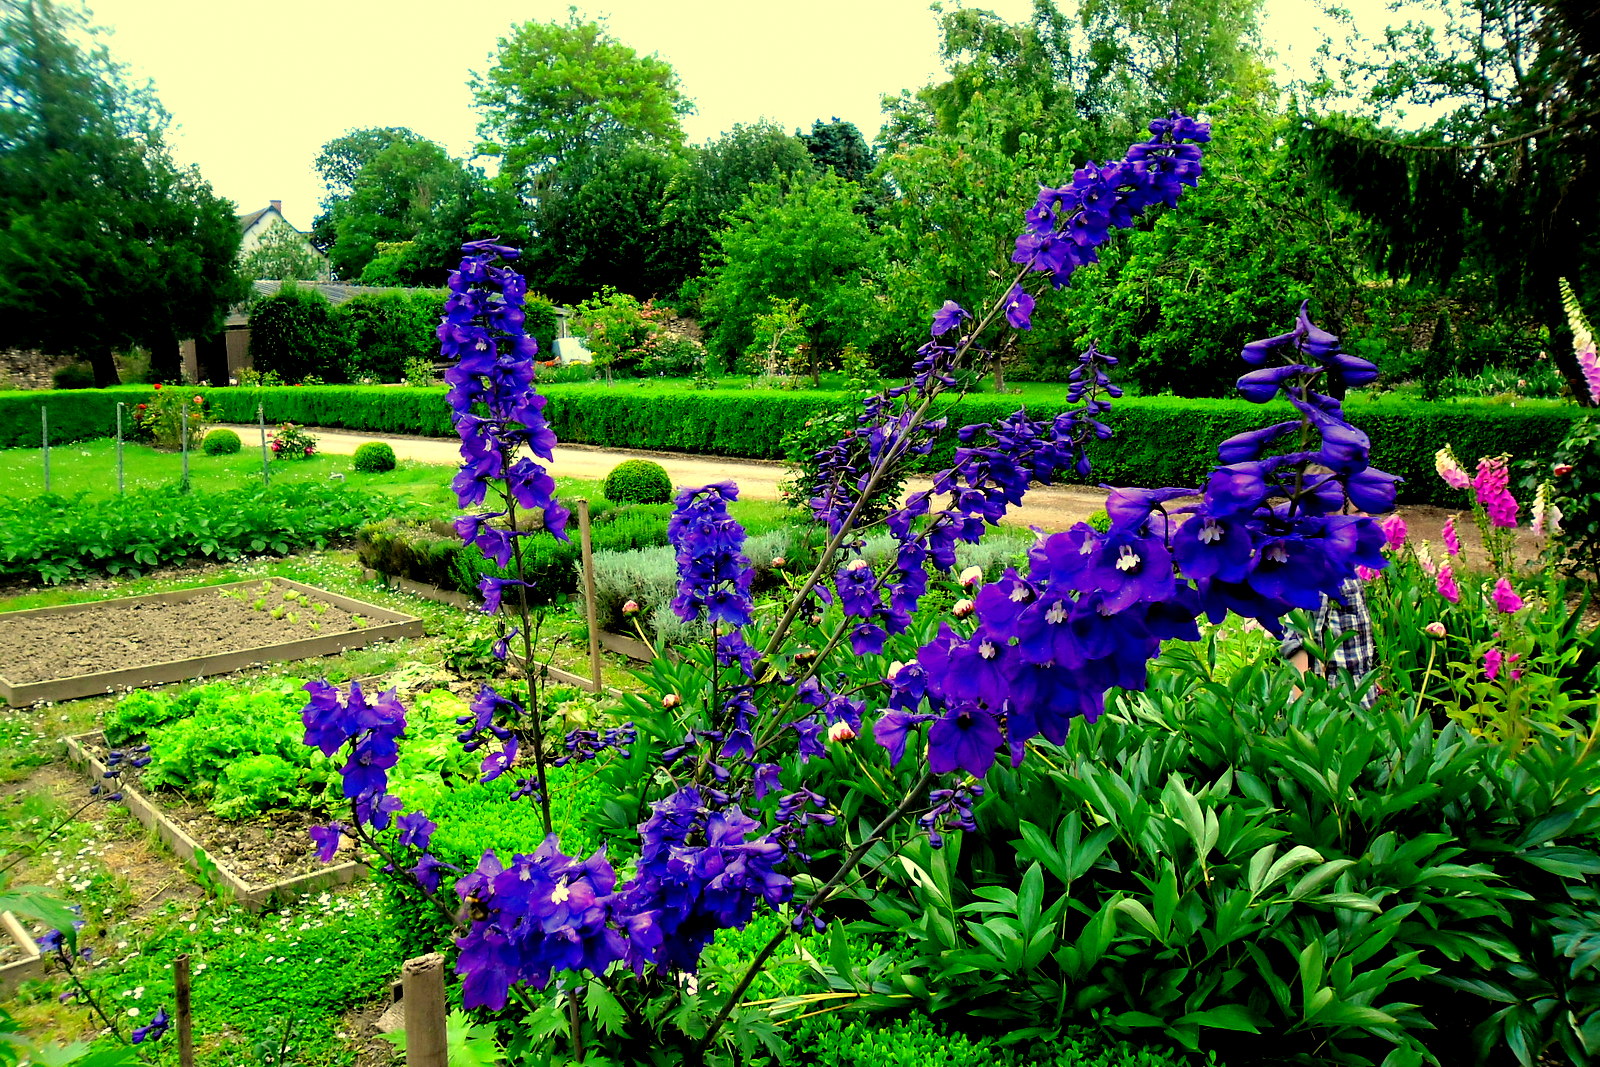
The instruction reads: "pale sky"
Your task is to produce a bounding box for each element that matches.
[76,0,1415,229]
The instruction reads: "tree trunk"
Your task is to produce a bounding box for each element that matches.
[992,354,1005,393]
[148,332,183,384]
[89,346,121,388]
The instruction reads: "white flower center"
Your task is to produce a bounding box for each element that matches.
[979,640,997,660]
[1198,520,1223,544]
[1265,543,1289,564]
[1115,545,1141,572]
[551,881,571,905]
[1009,584,1030,603]
[1046,600,1067,625]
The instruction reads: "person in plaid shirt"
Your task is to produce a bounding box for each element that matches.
[1280,577,1377,707]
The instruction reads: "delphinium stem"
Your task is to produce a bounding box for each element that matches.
[695,768,935,1054]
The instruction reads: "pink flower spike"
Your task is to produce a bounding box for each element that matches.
[1435,446,1469,490]
[1442,516,1461,557]
[1356,565,1381,582]
[1473,456,1519,529]
[1485,647,1504,681]
[1491,577,1524,614]
[1436,564,1460,604]
[1380,514,1407,552]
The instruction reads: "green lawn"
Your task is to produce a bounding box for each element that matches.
[0,437,462,505]
[543,372,1090,405]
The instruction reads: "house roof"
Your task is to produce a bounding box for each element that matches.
[238,206,274,231]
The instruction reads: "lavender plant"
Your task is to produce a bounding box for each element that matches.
[297,113,1399,1061]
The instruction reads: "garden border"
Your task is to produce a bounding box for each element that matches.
[0,911,45,997]
[61,733,365,913]
[0,577,425,707]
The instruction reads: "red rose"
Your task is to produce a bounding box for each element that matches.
[153,383,162,390]
[1554,464,1575,477]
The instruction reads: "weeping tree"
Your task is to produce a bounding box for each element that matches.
[1297,0,1600,401]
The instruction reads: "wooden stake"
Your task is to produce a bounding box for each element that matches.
[258,404,270,486]
[175,953,194,1067]
[577,499,601,694]
[115,402,124,494]
[40,407,49,493]
[401,953,448,1067]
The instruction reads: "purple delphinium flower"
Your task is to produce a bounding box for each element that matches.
[309,823,343,863]
[668,482,757,670]
[131,1007,171,1044]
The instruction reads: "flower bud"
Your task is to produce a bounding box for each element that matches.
[886,660,905,679]
[661,694,681,709]
[952,598,975,619]
[1554,464,1575,477]
[827,721,857,743]
[958,566,984,587]
[847,558,869,571]
[1424,621,1446,639]
[622,599,639,615]
[771,556,785,568]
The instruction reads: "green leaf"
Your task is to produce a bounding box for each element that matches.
[585,980,628,1037]
[1519,846,1600,878]
[1113,898,1161,940]
[1174,1004,1263,1033]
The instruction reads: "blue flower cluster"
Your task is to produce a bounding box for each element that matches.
[454,837,623,1011]
[668,481,758,674]
[1013,112,1211,292]
[892,304,1391,778]
[442,241,567,553]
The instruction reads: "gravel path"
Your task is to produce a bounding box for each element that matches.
[232,425,1533,556]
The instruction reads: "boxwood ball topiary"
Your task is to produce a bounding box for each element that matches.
[604,459,673,504]
[202,428,241,455]
[353,441,398,473]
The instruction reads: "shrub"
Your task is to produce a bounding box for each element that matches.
[51,363,94,389]
[337,289,444,383]
[269,421,318,460]
[202,428,241,455]
[352,441,397,472]
[247,283,353,383]
[603,459,672,504]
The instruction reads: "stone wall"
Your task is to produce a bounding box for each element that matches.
[0,349,79,391]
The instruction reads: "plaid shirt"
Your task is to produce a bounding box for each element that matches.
[1280,578,1377,707]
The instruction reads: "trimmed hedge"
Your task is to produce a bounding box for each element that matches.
[8,386,1586,506]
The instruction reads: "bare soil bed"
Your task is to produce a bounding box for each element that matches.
[85,737,345,886]
[0,583,367,685]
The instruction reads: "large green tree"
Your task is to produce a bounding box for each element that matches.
[702,173,884,364]
[309,125,422,249]
[527,140,691,302]
[663,122,816,278]
[471,11,692,194]
[0,0,243,385]
[1300,0,1600,401]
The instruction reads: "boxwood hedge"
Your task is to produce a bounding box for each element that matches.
[6,385,1583,506]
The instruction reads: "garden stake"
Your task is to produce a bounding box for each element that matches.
[40,406,48,492]
[175,953,194,1067]
[115,402,124,493]
[578,498,601,694]
[400,953,448,1067]
[257,403,270,486]
[180,404,190,492]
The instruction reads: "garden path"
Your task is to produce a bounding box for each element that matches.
[228,425,1547,560]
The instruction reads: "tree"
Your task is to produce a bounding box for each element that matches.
[800,118,875,183]
[1300,0,1600,401]
[527,140,691,302]
[1053,96,1375,395]
[310,126,423,249]
[1079,0,1268,119]
[239,221,327,281]
[663,122,816,277]
[702,174,884,365]
[471,11,692,194]
[0,0,244,385]
[323,138,472,280]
